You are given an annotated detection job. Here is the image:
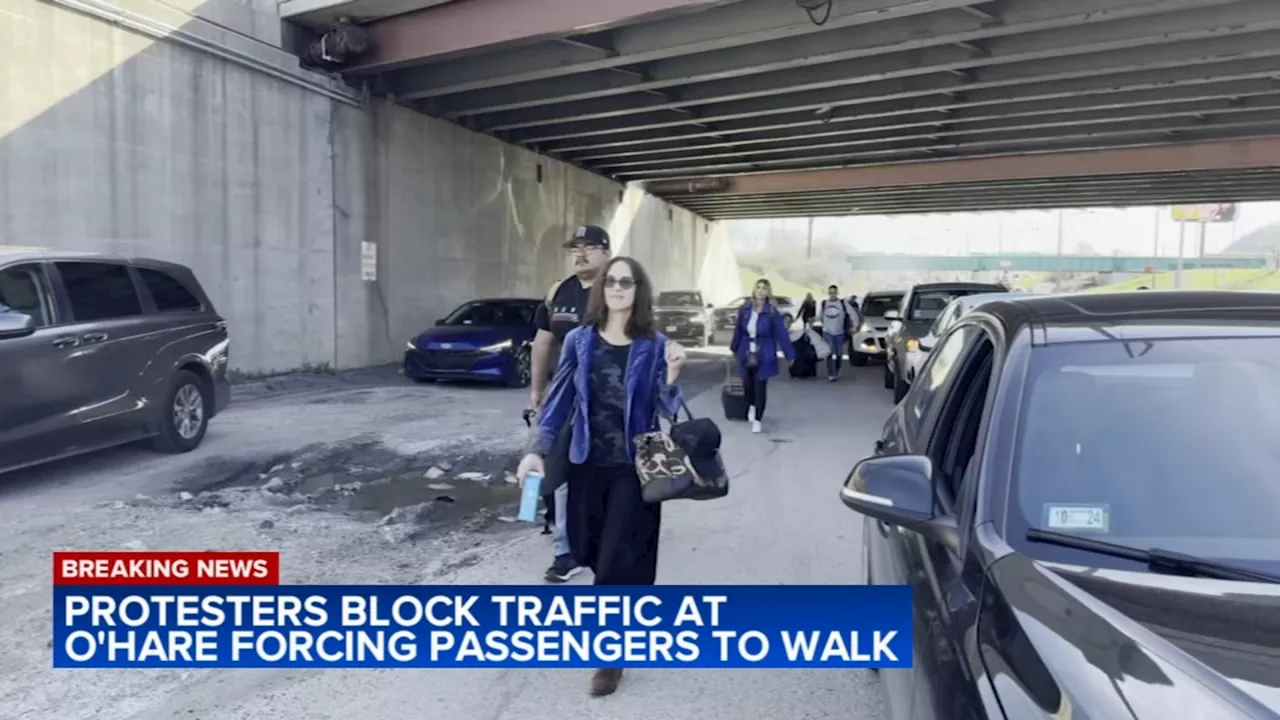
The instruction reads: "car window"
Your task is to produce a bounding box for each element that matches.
[904,325,977,441]
[861,295,902,318]
[726,297,748,308]
[774,296,793,306]
[658,292,702,306]
[56,262,142,322]
[137,268,202,313]
[1010,336,1280,574]
[443,301,534,326]
[0,264,57,327]
[929,300,963,337]
[908,289,998,322]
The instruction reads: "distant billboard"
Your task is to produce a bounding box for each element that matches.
[1171,203,1236,222]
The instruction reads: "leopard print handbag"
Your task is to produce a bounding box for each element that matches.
[633,404,728,504]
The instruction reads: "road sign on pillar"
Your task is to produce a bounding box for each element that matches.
[1171,204,1236,222]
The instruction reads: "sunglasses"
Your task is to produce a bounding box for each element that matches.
[603,275,636,290]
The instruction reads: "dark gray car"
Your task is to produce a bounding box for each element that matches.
[0,247,230,475]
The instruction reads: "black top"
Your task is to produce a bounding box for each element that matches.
[535,276,593,345]
[587,333,632,467]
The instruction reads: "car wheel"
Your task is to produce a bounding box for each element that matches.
[508,347,532,388]
[882,359,894,389]
[852,351,868,366]
[893,363,910,403]
[152,369,210,454]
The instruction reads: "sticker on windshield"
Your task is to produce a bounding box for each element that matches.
[1043,504,1110,532]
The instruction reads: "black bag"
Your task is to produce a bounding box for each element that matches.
[721,362,748,421]
[541,412,574,494]
[634,403,729,503]
[790,333,818,378]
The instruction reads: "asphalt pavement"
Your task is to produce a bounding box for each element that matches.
[0,350,894,720]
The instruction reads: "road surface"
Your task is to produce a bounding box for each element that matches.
[0,351,892,720]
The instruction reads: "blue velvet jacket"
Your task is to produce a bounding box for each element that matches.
[535,326,684,464]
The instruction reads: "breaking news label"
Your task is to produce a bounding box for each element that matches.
[53,551,912,669]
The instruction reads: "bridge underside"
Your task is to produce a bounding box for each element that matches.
[344,0,1280,219]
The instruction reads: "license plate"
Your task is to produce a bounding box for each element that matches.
[666,325,677,332]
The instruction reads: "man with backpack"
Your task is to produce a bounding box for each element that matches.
[820,285,861,382]
[528,224,612,583]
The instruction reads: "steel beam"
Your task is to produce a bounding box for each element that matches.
[640,138,1280,196]
[476,0,1274,131]
[347,0,740,73]
[621,113,1280,179]
[541,58,1280,154]
[591,94,1280,171]
[507,25,1280,143]
[377,0,993,95]
[427,0,1208,115]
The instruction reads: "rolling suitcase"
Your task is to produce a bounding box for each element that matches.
[721,362,749,421]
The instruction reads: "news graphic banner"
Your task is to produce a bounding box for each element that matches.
[53,551,912,669]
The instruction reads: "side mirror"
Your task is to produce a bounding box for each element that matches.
[0,311,36,339]
[839,455,958,551]
[434,318,446,326]
[706,303,714,309]
[883,309,901,321]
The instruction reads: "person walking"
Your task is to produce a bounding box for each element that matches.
[517,256,687,697]
[729,278,796,434]
[799,292,817,328]
[820,285,859,382]
[528,224,612,584]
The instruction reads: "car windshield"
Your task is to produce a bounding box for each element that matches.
[442,301,535,326]
[658,291,702,307]
[774,296,793,306]
[862,295,902,318]
[1010,336,1280,574]
[908,289,996,322]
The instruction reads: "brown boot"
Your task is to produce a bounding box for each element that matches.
[590,668,623,696]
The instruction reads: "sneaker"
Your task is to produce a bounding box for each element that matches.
[746,405,756,423]
[828,375,837,382]
[545,554,581,583]
[751,420,763,434]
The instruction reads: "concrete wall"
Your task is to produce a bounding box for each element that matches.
[0,0,740,375]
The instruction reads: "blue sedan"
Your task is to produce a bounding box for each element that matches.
[405,298,540,387]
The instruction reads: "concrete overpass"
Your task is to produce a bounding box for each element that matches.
[293,0,1280,219]
[846,253,1268,272]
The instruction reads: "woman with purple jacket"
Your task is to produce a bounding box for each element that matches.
[729,278,796,434]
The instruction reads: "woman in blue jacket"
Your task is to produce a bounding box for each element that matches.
[517,256,686,697]
[730,278,796,434]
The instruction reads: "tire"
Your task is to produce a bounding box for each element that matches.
[507,347,532,388]
[852,352,868,366]
[883,360,894,389]
[152,369,210,454]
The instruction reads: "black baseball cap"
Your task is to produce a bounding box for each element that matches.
[564,224,610,249]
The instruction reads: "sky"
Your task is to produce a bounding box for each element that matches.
[730,202,1280,257]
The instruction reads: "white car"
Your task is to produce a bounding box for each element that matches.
[850,291,904,365]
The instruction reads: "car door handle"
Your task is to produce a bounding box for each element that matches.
[52,336,80,348]
[877,520,892,537]
[81,332,109,344]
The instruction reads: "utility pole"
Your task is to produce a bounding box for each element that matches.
[1175,219,1186,289]
[806,217,814,259]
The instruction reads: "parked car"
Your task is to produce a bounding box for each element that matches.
[405,298,540,387]
[0,247,230,475]
[884,282,1006,402]
[889,291,1029,389]
[655,290,713,347]
[843,290,1280,719]
[711,294,798,342]
[850,290,904,365]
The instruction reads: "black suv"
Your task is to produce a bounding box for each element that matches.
[0,247,230,474]
[655,290,713,346]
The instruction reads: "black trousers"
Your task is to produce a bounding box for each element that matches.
[743,367,769,419]
[567,462,662,585]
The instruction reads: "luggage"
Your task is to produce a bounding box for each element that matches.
[721,362,749,421]
[790,334,818,379]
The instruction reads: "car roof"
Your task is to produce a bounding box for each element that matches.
[911,281,1008,292]
[974,290,1280,344]
[864,290,905,297]
[0,245,191,272]
[466,297,542,304]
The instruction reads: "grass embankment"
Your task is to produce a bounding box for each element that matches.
[1088,268,1280,292]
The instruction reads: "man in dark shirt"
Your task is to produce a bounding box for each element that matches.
[529,224,612,583]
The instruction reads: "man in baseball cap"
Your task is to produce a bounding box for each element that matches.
[527,224,612,583]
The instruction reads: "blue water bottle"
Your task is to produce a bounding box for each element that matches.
[517,471,543,522]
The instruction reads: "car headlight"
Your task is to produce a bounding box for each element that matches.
[406,340,416,350]
[904,338,919,353]
[479,339,513,353]
[859,323,872,333]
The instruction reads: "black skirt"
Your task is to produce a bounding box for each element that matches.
[566,462,662,585]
